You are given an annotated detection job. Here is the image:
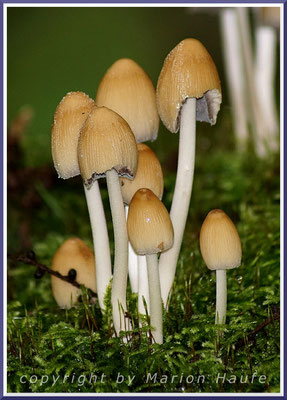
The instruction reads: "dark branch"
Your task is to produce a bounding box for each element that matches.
[8,253,97,298]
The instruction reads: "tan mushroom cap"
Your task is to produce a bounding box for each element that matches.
[95,58,159,143]
[156,38,222,133]
[51,91,95,179]
[78,106,138,185]
[199,209,242,271]
[51,237,97,309]
[127,188,174,255]
[120,143,164,205]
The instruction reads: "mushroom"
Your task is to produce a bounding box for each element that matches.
[51,91,111,312]
[51,237,97,308]
[254,6,279,152]
[120,143,164,315]
[127,189,174,344]
[199,209,242,324]
[95,58,159,143]
[156,39,222,307]
[95,58,159,297]
[78,106,138,334]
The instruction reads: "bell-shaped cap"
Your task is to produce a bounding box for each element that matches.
[156,38,222,133]
[127,188,174,255]
[78,106,138,185]
[95,58,159,143]
[120,143,164,205]
[51,237,97,308]
[199,209,242,270]
[51,92,95,179]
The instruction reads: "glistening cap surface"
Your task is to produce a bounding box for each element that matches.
[51,237,97,308]
[156,38,222,133]
[199,209,242,270]
[78,106,138,185]
[127,188,174,255]
[120,143,164,205]
[51,92,95,179]
[96,58,159,143]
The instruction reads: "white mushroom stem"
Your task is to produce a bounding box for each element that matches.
[106,169,130,334]
[220,8,249,147]
[125,205,138,293]
[159,97,196,308]
[138,255,150,317]
[216,269,227,325]
[146,254,162,344]
[84,182,112,311]
[255,25,278,148]
[236,7,269,157]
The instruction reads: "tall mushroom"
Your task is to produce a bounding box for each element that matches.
[127,189,174,344]
[51,91,111,312]
[156,39,222,307]
[95,58,159,294]
[51,237,97,309]
[120,143,164,315]
[199,209,242,324]
[78,106,138,334]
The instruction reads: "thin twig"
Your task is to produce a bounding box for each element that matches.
[8,253,97,298]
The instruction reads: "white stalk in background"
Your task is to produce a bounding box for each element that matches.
[106,169,131,334]
[158,98,196,308]
[255,25,278,150]
[138,255,150,317]
[216,270,227,325]
[236,7,269,157]
[125,205,138,293]
[84,182,112,311]
[220,8,249,147]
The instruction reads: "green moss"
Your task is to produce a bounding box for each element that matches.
[7,146,280,393]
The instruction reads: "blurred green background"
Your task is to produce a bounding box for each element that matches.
[8,6,224,167]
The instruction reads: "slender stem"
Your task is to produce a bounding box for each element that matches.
[216,269,227,325]
[158,97,196,308]
[220,8,249,146]
[236,7,270,157]
[146,254,162,344]
[255,25,278,149]
[138,255,150,318]
[106,169,130,334]
[125,205,138,293]
[84,182,112,311]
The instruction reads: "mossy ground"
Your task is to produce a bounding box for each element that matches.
[7,122,281,393]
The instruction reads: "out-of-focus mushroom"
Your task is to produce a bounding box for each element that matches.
[51,237,97,309]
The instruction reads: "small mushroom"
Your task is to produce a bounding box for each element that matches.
[51,237,97,309]
[51,92,111,312]
[199,209,242,324]
[156,39,222,308]
[78,106,138,334]
[127,189,174,344]
[121,143,164,316]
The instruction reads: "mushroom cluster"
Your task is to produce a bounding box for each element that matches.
[49,38,243,344]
